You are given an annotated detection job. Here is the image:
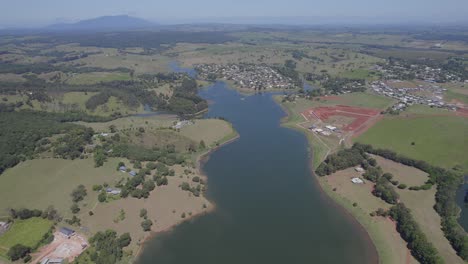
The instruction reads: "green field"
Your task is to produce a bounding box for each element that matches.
[356,116,468,171]
[0,158,128,219]
[0,217,53,257]
[335,92,395,109]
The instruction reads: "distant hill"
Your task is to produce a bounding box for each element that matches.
[47,15,156,31]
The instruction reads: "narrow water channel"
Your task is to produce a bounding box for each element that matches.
[137,82,377,263]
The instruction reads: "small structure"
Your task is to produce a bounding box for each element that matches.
[351,177,364,184]
[325,125,337,131]
[59,227,75,238]
[129,171,137,177]
[119,166,127,172]
[41,258,64,264]
[106,188,121,195]
[172,120,194,129]
[354,167,365,172]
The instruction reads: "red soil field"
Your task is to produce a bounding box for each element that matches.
[302,105,381,132]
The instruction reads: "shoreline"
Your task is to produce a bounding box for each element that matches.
[275,95,381,264]
[134,122,240,261]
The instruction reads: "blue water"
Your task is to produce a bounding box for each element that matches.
[136,82,377,264]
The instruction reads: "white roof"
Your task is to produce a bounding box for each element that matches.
[351,178,364,184]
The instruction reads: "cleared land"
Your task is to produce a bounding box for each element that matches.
[302,105,381,132]
[0,217,53,257]
[356,115,468,171]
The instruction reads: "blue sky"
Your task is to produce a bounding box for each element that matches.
[1,0,468,27]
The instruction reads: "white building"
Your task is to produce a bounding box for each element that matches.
[351,178,364,184]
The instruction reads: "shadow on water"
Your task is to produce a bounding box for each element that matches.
[137,82,377,264]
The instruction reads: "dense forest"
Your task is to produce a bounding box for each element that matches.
[0,111,106,174]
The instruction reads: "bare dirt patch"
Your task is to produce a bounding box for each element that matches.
[32,232,87,264]
[302,105,381,132]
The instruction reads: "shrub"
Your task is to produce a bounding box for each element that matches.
[7,244,31,261]
[398,184,407,189]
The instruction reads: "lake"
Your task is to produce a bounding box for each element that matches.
[136,82,377,263]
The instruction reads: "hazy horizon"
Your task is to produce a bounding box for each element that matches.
[1,0,468,28]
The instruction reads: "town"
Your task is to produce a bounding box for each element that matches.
[194,63,295,90]
[370,80,460,112]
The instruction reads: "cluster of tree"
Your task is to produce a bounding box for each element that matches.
[354,143,468,260]
[53,127,94,159]
[167,78,208,116]
[0,111,102,174]
[84,230,131,264]
[321,77,366,94]
[373,177,400,204]
[120,171,155,199]
[274,60,302,87]
[7,244,31,261]
[315,145,368,176]
[9,206,60,221]
[71,185,88,203]
[180,181,202,197]
[389,203,442,263]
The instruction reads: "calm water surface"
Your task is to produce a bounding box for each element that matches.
[137,82,377,264]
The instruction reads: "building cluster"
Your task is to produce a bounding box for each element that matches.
[373,62,466,83]
[370,80,459,111]
[308,124,340,137]
[195,64,294,90]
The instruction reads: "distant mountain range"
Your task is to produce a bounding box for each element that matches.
[46,15,156,31]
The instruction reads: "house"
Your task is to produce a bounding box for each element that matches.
[106,188,121,195]
[325,125,337,131]
[354,167,365,172]
[172,120,194,129]
[119,166,127,172]
[59,227,75,238]
[129,171,137,177]
[41,258,64,264]
[351,178,364,184]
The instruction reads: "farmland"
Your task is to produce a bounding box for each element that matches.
[356,115,468,171]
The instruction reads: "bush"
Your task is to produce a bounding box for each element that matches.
[98,191,107,202]
[141,219,153,231]
[7,244,31,261]
[398,184,407,189]
[71,185,87,203]
[70,203,80,214]
[140,209,147,219]
[192,176,200,182]
[23,254,32,263]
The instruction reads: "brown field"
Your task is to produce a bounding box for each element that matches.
[80,176,211,253]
